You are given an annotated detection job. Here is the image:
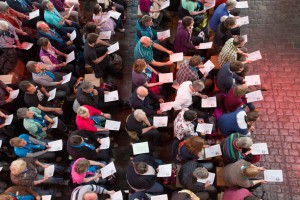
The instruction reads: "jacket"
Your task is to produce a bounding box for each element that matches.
[173,23,195,53]
[76,105,103,132]
[135,19,158,43]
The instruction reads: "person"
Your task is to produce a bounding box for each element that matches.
[126,109,160,143]
[71,184,115,200]
[222,188,261,200]
[139,0,164,28]
[134,36,173,68]
[218,36,252,69]
[223,159,267,188]
[76,105,110,135]
[126,154,164,194]
[136,15,160,43]
[213,17,237,51]
[6,0,41,15]
[129,86,163,117]
[50,0,80,22]
[216,61,244,93]
[82,22,97,43]
[220,133,260,164]
[180,0,206,17]
[16,107,68,140]
[173,16,204,55]
[0,186,41,200]
[67,130,111,162]
[93,4,116,34]
[10,158,67,187]
[218,108,259,136]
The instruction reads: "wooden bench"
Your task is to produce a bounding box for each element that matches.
[210,55,220,69]
[176,56,192,70]
[216,167,226,187]
[0,75,13,84]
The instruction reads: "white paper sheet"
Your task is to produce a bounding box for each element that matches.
[100,162,116,179]
[153,116,168,127]
[0,140,2,148]
[0,167,2,172]
[160,102,174,112]
[159,0,170,10]
[198,149,205,160]
[251,143,269,155]
[70,30,76,41]
[99,31,112,40]
[197,42,213,49]
[47,88,56,101]
[151,194,168,200]
[100,137,110,149]
[245,90,263,103]
[108,10,122,19]
[42,195,52,200]
[247,50,262,61]
[236,16,249,26]
[243,34,248,43]
[236,1,249,8]
[105,120,121,131]
[204,0,215,10]
[159,73,173,83]
[201,97,217,108]
[200,60,215,74]
[68,5,74,16]
[110,191,123,200]
[104,90,119,102]
[197,172,215,184]
[196,123,213,134]
[62,72,72,84]
[264,170,283,182]
[205,144,222,158]
[4,114,13,126]
[108,42,119,54]
[66,51,75,63]
[51,117,58,128]
[157,29,170,40]
[48,140,63,151]
[29,9,40,20]
[157,164,172,177]
[44,165,55,177]
[21,42,34,50]
[245,75,261,86]
[170,52,183,62]
[132,142,149,155]
[9,89,19,99]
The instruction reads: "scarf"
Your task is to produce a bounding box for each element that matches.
[7,193,34,200]
[35,70,56,81]
[71,142,95,150]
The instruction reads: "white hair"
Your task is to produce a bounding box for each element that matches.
[0,20,9,31]
[133,109,146,122]
[236,136,253,148]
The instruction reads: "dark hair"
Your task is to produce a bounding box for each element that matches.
[133,59,147,73]
[93,4,102,14]
[69,135,83,146]
[183,110,197,121]
[141,15,152,25]
[86,33,99,44]
[37,37,50,47]
[182,16,194,28]
[189,55,202,67]
[83,22,97,35]
[229,61,244,72]
[133,162,148,174]
[224,17,236,29]
[246,110,259,122]
[185,136,204,156]
[244,196,260,200]
[233,35,245,46]
[19,81,32,92]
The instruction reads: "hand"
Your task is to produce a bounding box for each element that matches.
[47,123,53,129]
[166,61,173,65]
[96,147,100,153]
[242,52,249,57]
[203,72,208,78]
[32,5,38,11]
[98,162,106,168]
[158,98,164,103]
[36,196,41,200]
[156,110,163,115]
[65,20,72,25]
[44,148,50,152]
[60,62,67,67]
[151,125,157,129]
[67,33,71,38]
[95,173,102,178]
[0,124,5,129]
[43,175,49,181]
[103,113,111,119]
[64,14,70,20]
[42,164,50,168]
[102,128,109,132]
[166,50,173,55]
[261,180,267,184]
[244,59,253,64]
[107,190,115,195]
[5,97,13,103]
[156,82,164,86]
[21,31,28,36]
[258,167,265,171]
[197,118,204,123]
[159,37,165,42]
[66,40,73,46]
[204,181,211,188]
[245,149,252,155]
[250,126,255,132]
[25,15,30,20]
[201,95,208,99]
[54,108,63,115]
[111,6,116,11]
[105,51,109,56]
[93,89,98,96]
[5,87,13,93]
[104,91,109,94]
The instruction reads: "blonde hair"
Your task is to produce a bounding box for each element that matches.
[0,20,8,31]
[10,159,27,175]
[74,159,90,174]
[242,165,259,178]
[77,106,90,118]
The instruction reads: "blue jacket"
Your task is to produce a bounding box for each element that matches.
[209,3,229,32]
[135,19,159,43]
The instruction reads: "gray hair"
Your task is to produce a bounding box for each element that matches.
[192,80,205,92]
[77,106,89,118]
[26,61,37,73]
[17,108,29,119]
[0,20,8,31]
[193,167,209,179]
[42,0,51,9]
[81,82,94,91]
[0,2,9,12]
[133,109,146,122]
[236,136,253,148]
[225,0,237,8]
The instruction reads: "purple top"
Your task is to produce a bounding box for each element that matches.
[39,47,60,65]
[0,81,8,107]
[50,0,65,12]
[173,23,195,53]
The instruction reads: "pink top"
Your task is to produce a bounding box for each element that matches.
[76,105,103,132]
[139,0,151,12]
[222,188,252,200]
[223,87,245,112]
[71,158,87,184]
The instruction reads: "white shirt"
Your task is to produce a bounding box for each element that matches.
[172,81,193,111]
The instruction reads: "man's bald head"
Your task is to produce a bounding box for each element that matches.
[136,86,149,97]
[83,191,98,200]
[140,36,152,47]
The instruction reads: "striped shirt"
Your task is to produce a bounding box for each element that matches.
[134,40,154,64]
[71,184,107,200]
[218,38,238,67]
[220,133,245,163]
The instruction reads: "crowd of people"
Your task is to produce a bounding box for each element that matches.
[0,0,270,199]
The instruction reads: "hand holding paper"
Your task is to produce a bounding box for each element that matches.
[47,88,56,101]
[44,165,55,177]
[170,52,183,62]
[245,90,263,103]
[158,73,173,83]
[62,72,72,84]
[100,162,116,178]
[104,90,119,102]
[4,114,13,126]
[132,142,149,155]
[157,164,172,177]
[245,75,261,86]
[201,97,217,108]
[153,116,168,127]
[108,42,119,54]
[48,140,63,152]
[104,120,121,131]
[157,29,170,40]
[9,89,19,99]
[99,31,112,40]
[196,123,213,134]
[264,170,283,182]
[100,137,110,149]
[66,51,75,63]
[197,42,213,49]
[205,144,222,158]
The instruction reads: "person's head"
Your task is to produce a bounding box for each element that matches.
[17,107,34,119]
[225,0,237,10]
[69,135,84,146]
[189,55,202,68]
[36,21,50,32]
[83,191,98,200]
[42,0,54,10]
[136,86,149,99]
[233,84,248,97]
[223,17,236,29]
[183,110,197,122]
[229,61,244,73]
[77,106,90,118]
[244,196,261,200]
[93,4,102,15]
[26,61,40,73]
[133,109,147,122]
[171,191,193,200]
[74,159,90,174]
[19,81,36,94]
[246,110,259,123]
[191,80,205,92]
[133,59,147,73]
[86,33,99,46]
[185,136,204,156]
[9,137,27,147]
[133,161,148,174]
[0,20,9,31]
[141,15,153,27]
[10,159,27,175]
[83,22,97,35]
[233,35,246,47]
[0,2,9,13]
[81,82,94,94]
[37,37,51,49]
[236,136,253,149]
[0,193,15,200]
[182,16,194,30]
[242,165,259,178]
[140,36,152,48]
[193,167,209,179]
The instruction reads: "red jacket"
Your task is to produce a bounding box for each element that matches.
[76,105,103,132]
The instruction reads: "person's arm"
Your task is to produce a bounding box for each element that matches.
[152,42,173,55]
[97,39,111,47]
[29,136,47,146]
[33,176,48,186]
[232,72,243,83]
[37,104,63,115]
[142,126,156,134]
[85,105,103,116]
[92,52,109,64]
[88,160,106,167]
[84,173,102,183]
[250,180,267,187]
[144,81,163,88]
[172,98,189,111]
[26,150,48,158]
